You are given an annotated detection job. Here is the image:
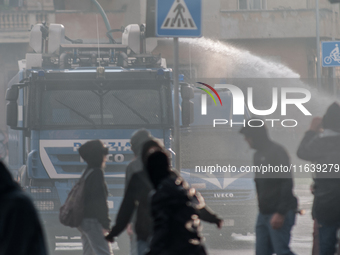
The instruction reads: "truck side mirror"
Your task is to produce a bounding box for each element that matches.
[6,85,24,129]
[181,84,194,99]
[181,83,194,126]
[6,101,18,127]
[5,86,19,101]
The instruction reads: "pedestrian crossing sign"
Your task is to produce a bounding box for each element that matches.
[156,0,202,37]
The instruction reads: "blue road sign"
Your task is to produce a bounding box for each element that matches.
[322,41,340,67]
[156,0,202,37]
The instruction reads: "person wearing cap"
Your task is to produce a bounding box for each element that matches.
[78,140,112,255]
[297,102,340,255]
[240,119,297,255]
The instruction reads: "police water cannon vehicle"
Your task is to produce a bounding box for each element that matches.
[6,13,256,255]
[6,20,197,254]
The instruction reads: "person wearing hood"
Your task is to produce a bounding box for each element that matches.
[77,140,112,255]
[145,150,215,255]
[0,161,47,255]
[125,129,153,189]
[240,119,297,255]
[125,129,153,255]
[106,138,222,255]
[297,102,340,255]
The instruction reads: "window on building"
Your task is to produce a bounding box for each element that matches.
[239,0,248,9]
[239,0,266,10]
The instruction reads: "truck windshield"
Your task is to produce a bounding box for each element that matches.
[37,81,170,128]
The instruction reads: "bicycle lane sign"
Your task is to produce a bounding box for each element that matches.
[322,41,340,67]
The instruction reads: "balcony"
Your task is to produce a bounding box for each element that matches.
[0,10,126,44]
[0,11,55,43]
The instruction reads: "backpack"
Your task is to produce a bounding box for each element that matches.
[59,169,94,227]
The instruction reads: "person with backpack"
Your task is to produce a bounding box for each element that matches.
[77,140,112,255]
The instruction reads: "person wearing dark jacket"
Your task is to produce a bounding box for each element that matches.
[297,102,340,255]
[0,161,47,255]
[145,150,216,255]
[125,129,154,255]
[78,140,112,255]
[125,129,153,187]
[106,140,164,255]
[240,119,297,255]
[106,139,222,255]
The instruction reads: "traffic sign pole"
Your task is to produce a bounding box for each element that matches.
[155,0,202,171]
[173,37,181,171]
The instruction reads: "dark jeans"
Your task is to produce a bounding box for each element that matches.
[318,221,340,255]
[256,210,296,255]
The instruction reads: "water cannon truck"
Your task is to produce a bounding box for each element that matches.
[6,11,256,254]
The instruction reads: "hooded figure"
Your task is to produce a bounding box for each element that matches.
[297,102,340,255]
[0,161,47,255]
[126,129,153,187]
[322,102,340,132]
[77,140,113,255]
[240,119,297,255]
[145,151,207,255]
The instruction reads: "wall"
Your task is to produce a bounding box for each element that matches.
[225,38,316,78]
[266,0,307,10]
[219,0,338,10]
[217,9,338,40]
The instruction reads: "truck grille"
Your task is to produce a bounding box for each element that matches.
[199,189,254,202]
[56,153,134,173]
[25,187,60,212]
[61,165,127,173]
